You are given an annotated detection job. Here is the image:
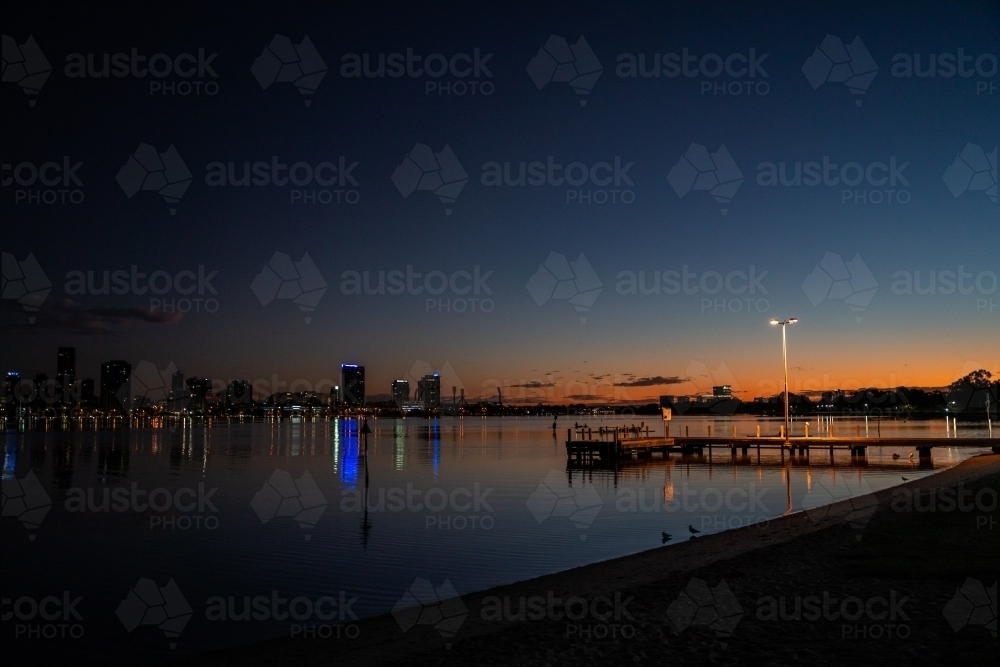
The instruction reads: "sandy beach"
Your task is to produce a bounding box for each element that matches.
[178,454,999,667]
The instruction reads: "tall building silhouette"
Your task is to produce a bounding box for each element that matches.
[80,378,96,406]
[341,365,365,406]
[391,379,410,407]
[100,360,131,413]
[416,373,441,409]
[186,377,210,412]
[57,347,76,404]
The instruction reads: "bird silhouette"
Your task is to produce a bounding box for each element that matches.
[661,531,673,544]
[908,453,914,459]
[688,525,701,534]
[902,476,909,481]
[892,453,900,460]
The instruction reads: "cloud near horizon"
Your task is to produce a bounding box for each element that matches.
[615,375,688,387]
[2,298,183,334]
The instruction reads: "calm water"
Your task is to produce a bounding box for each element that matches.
[2,416,993,665]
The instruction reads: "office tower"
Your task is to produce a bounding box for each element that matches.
[416,373,441,409]
[186,377,210,412]
[391,380,410,407]
[227,380,252,405]
[80,379,96,406]
[713,385,733,398]
[341,365,365,407]
[4,372,21,414]
[330,385,341,406]
[34,373,51,407]
[100,361,131,412]
[56,347,77,404]
[171,370,185,399]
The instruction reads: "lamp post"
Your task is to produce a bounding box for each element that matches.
[770,318,798,442]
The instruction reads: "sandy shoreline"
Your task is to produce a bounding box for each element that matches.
[178,454,999,666]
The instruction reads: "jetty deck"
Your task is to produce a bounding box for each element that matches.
[565,426,998,463]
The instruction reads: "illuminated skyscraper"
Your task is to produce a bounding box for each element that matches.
[100,360,131,413]
[57,347,76,404]
[391,380,410,407]
[416,373,441,409]
[341,365,365,407]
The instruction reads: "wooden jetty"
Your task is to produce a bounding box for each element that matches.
[565,426,999,463]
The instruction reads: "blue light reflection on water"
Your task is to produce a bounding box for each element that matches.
[1,415,992,666]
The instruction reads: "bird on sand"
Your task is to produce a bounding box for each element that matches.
[892,453,900,459]
[662,532,673,543]
[688,525,701,535]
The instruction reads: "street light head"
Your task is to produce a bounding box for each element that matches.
[789,318,798,324]
[770,319,779,325]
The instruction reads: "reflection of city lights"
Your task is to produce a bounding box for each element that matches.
[663,480,675,502]
[340,419,359,487]
[394,423,405,471]
[3,443,17,479]
[430,420,441,479]
[332,418,340,474]
[806,469,813,492]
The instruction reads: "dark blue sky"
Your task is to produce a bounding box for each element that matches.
[3,1,997,402]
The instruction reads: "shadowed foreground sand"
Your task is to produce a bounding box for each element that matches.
[179,454,999,667]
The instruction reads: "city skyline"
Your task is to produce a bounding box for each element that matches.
[3,2,997,405]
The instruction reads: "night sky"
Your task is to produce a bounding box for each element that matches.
[2,1,997,404]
